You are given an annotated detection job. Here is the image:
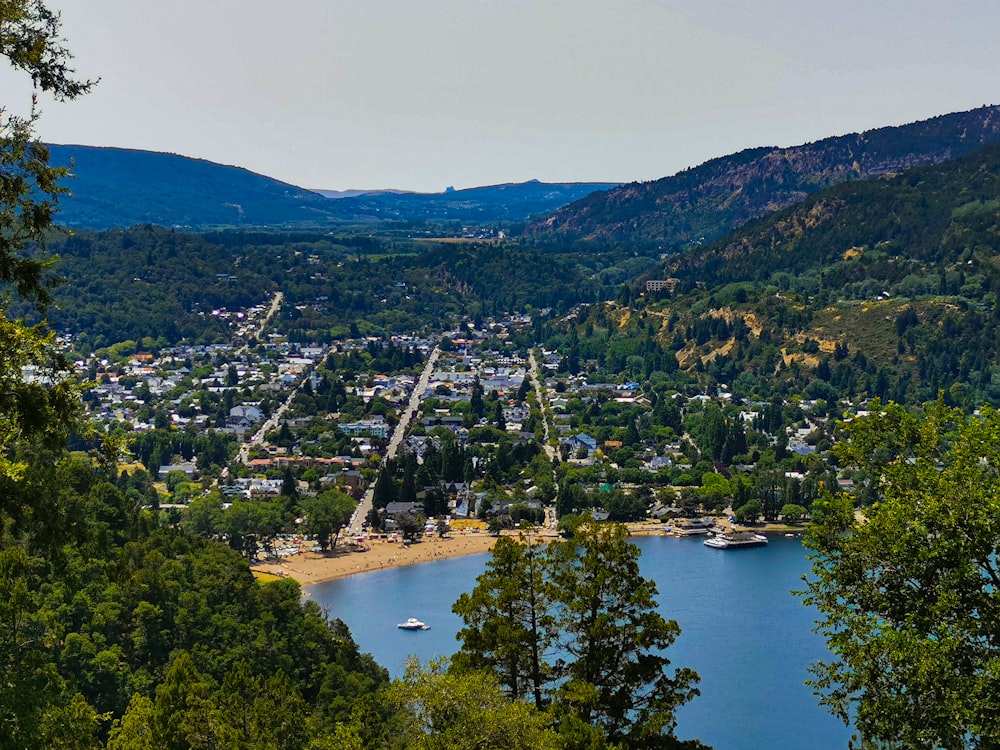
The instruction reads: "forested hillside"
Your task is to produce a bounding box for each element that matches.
[526,104,1000,246]
[47,145,613,230]
[30,227,658,352]
[545,143,1000,410]
[48,145,338,228]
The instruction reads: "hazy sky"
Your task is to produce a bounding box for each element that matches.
[5,0,999,192]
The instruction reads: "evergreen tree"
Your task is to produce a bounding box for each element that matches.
[372,466,398,509]
[453,535,553,707]
[547,523,700,746]
[452,523,700,748]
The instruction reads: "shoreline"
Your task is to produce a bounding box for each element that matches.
[252,531,507,586]
[251,520,806,587]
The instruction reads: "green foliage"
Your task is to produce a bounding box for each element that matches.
[2,485,390,746]
[733,500,761,524]
[779,503,807,523]
[381,657,560,750]
[453,536,553,707]
[804,401,1000,747]
[301,490,356,550]
[453,524,700,748]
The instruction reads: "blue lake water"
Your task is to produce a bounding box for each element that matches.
[307,534,852,749]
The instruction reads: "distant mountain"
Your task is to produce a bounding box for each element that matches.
[526,105,1000,246]
[629,143,1000,405]
[322,179,619,225]
[46,145,615,230]
[314,188,413,199]
[47,145,338,228]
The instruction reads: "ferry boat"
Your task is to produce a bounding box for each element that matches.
[397,617,430,630]
[704,531,768,549]
[672,518,717,536]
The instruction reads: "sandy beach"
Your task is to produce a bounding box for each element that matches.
[250,519,799,587]
[253,530,519,585]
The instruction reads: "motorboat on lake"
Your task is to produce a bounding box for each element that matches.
[704,531,768,549]
[397,617,430,630]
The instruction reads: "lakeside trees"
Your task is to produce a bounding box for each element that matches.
[0,7,397,749]
[804,401,1000,748]
[453,523,703,749]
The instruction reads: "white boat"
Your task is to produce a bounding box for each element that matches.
[704,531,768,549]
[397,617,430,631]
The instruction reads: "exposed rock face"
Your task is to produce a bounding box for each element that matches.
[526,105,1000,246]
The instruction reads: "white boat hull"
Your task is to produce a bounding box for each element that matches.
[398,618,430,630]
[704,532,768,549]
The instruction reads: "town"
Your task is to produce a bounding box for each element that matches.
[73,288,850,565]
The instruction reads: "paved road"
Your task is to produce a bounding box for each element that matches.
[235,341,334,466]
[529,349,560,529]
[219,292,285,480]
[347,346,441,536]
[528,349,557,463]
[235,291,283,356]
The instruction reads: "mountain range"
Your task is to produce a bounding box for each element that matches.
[45,145,615,230]
[526,105,1000,247]
[32,118,1000,409]
[47,105,1000,242]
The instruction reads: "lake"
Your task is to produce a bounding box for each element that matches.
[307,533,853,749]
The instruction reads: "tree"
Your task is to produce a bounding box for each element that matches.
[394,510,426,541]
[470,376,485,419]
[372,466,397,508]
[280,465,299,500]
[0,0,94,506]
[0,547,103,749]
[733,499,761,524]
[779,503,807,524]
[547,523,700,747]
[181,494,224,537]
[301,489,356,551]
[452,523,700,748]
[222,500,282,560]
[803,401,1000,748]
[698,472,730,511]
[0,10,100,742]
[385,657,560,750]
[453,535,553,707]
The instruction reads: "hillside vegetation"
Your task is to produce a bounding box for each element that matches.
[526,105,1000,246]
[566,143,1000,409]
[47,145,613,230]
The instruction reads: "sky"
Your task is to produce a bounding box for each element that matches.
[5,0,1000,192]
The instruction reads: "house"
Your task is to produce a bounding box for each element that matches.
[564,433,597,456]
[644,455,673,472]
[339,417,389,438]
[421,415,465,431]
[227,404,263,433]
[384,501,419,518]
[158,462,197,480]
